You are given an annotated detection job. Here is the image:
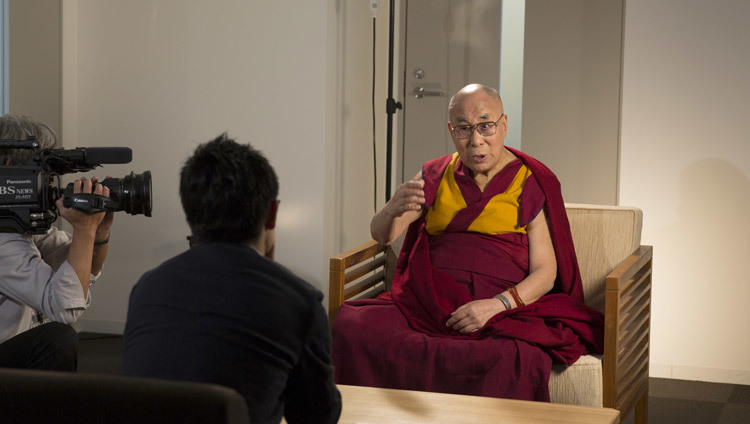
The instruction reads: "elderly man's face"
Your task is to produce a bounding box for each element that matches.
[448,91,507,178]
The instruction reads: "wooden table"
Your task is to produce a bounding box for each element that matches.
[301,384,620,424]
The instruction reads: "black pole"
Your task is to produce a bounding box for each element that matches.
[385,0,402,202]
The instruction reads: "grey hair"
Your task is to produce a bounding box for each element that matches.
[0,113,59,165]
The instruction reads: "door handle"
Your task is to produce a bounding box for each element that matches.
[411,86,445,99]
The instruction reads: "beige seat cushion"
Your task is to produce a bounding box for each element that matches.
[550,354,603,407]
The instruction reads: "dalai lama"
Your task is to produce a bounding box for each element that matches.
[331,84,604,401]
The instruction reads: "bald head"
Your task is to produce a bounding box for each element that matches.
[449,84,503,113]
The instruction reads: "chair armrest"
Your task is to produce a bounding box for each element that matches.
[602,245,653,412]
[329,240,395,324]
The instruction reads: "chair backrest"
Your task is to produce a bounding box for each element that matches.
[0,367,250,424]
[565,203,643,313]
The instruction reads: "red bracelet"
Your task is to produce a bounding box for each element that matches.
[508,286,525,307]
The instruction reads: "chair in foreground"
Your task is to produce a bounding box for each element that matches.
[329,203,652,424]
[0,367,250,424]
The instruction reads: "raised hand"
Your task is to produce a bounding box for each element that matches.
[384,178,425,218]
[370,172,426,245]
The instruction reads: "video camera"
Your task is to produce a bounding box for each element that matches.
[0,137,152,235]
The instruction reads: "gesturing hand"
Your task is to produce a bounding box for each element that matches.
[445,299,506,334]
[386,178,426,218]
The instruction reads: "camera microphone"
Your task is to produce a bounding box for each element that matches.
[77,147,133,164]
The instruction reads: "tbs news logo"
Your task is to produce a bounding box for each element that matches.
[1,179,34,196]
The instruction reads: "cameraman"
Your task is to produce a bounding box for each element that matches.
[0,113,114,371]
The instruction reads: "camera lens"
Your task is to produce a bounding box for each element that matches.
[101,171,152,216]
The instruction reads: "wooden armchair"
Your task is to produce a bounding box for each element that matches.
[329,203,652,424]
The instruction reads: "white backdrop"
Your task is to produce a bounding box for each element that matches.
[620,0,750,384]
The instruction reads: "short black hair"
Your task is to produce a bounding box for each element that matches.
[180,133,278,243]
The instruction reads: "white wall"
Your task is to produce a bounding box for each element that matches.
[521,0,623,205]
[620,0,750,384]
[499,0,525,151]
[8,0,60,134]
[61,0,335,333]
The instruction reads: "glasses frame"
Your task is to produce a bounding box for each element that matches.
[449,113,505,139]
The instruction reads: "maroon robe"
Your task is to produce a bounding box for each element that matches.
[332,149,603,401]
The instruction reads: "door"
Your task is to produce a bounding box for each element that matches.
[401,0,502,181]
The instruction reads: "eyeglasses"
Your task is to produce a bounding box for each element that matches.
[449,114,505,139]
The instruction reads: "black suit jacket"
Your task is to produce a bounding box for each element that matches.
[123,242,341,424]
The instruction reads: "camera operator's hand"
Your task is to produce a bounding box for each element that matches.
[55,177,114,296]
[56,177,109,231]
[92,176,115,240]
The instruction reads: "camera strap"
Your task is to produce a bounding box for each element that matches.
[62,193,120,215]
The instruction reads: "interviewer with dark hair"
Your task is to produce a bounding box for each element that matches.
[0,113,114,371]
[122,134,341,424]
